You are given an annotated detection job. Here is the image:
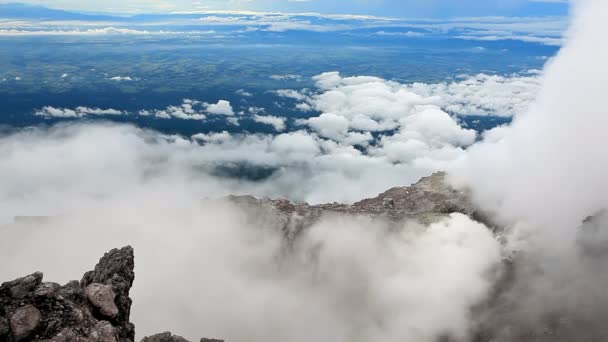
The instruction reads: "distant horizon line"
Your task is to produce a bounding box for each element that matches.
[0,1,570,21]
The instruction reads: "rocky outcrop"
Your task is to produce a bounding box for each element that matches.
[0,247,135,342]
[139,332,224,342]
[229,172,493,242]
[0,247,221,342]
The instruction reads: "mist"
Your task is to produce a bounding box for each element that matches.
[450,0,608,338]
[0,124,502,341]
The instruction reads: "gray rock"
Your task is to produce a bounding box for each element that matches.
[47,328,80,342]
[0,246,136,342]
[85,283,119,318]
[89,321,117,342]
[1,272,43,299]
[139,332,225,342]
[82,246,135,341]
[141,331,191,342]
[0,315,9,336]
[9,304,41,341]
[227,171,492,242]
[34,282,61,298]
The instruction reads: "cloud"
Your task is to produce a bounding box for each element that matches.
[0,122,501,342]
[276,89,310,101]
[236,89,253,97]
[408,72,543,117]
[375,30,425,37]
[0,27,217,36]
[36,106,124,118]
[204,100,235,116]
[279,71,541,119]
[448,0,608,338]
[455,34,564,46]
[270,74,303,81]
[140,99,208,120]
[253,115,286,131]
[109,76,134,81]
[36,99,238,121]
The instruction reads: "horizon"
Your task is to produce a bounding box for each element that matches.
[0,0,571,18]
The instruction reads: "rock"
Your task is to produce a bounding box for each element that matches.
[0,247,136,342]
[89,321,117,342]
[0,316,9,336]
[82,246,136,341]
[1,245,222,342]
[141,331,191,342]
[34,282,61,298]
[1,272,43,299]
[85,283,119,318]
[9,304,41,341]
[227,171,491,242]
[139,333,225,342]
[48,328,80,342]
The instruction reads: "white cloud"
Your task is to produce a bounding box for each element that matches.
[253,115,286,131]
[140,99,207,120]
[0,27,217,36]
[270,74,303,81]
[375,30,425,37]
[407,72,542,117]
[36,106,124,118]
[236,89,253,97]
[448,0,608,338]
[204,100,235,116]
[109,76,134,81]
[455,34,564,46]
[276,89,310,101]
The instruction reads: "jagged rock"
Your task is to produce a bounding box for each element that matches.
[9,305,41,341]
[85,284,119,318]
[1,273,43,300]
[81,246,136,341]
[0,247,136,342]
[1,246,222,342]
[141,332,190,342]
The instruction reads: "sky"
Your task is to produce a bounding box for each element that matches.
[1,0,570,17]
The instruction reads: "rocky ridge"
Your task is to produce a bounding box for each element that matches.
[228,171,494,242]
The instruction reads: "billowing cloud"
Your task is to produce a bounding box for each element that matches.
[408,72,543,117]
[448,0,608,338]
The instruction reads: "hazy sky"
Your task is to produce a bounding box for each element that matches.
[2,0,570,17]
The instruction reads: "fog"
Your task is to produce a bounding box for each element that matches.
[0,125,501,340]
[450,0,608,337]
